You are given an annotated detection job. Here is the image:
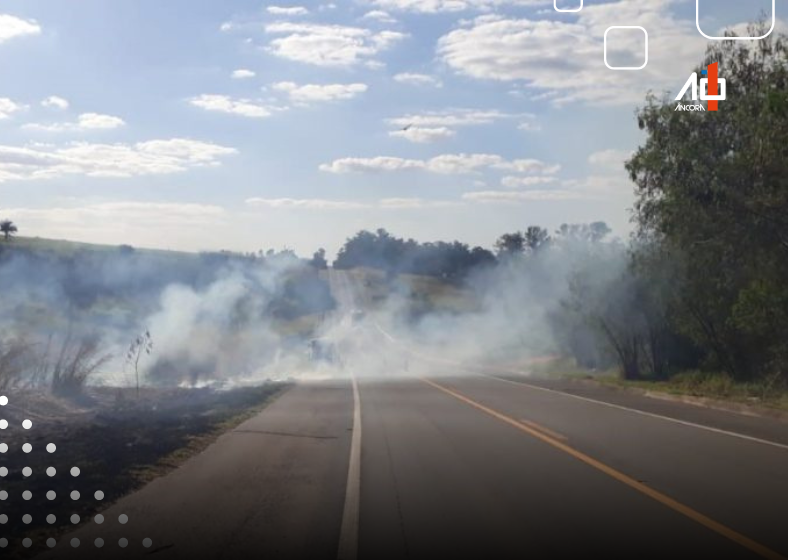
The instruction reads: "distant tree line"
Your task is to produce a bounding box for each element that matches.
[334,228,496,281]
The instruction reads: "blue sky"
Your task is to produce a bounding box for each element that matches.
[0,0,782,256]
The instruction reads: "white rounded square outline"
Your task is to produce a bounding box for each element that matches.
[555,0,582,12]
[604,26,648,71]
[696,0,775,41]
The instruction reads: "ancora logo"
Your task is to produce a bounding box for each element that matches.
[675,62,726,112]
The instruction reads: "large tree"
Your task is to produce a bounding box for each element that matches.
[0,220,17,241]
[627,25,788,380]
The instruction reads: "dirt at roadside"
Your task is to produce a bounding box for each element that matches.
[0,384,287,557]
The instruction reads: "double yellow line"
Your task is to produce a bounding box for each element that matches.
[422,378,786,560]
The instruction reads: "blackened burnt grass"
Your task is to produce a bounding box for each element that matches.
[0,383,288,558]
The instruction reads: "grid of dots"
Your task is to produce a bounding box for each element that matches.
[0,394,154,550]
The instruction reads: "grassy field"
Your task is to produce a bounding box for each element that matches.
[7,236,194,258]
[596,371,788,413]
[529,357,788,413]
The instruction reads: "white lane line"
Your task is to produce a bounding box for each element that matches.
[487,375,788,452]
[337,373,362,560]
[372,324,788,452]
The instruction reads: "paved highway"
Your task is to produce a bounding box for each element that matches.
[34,272,788,559]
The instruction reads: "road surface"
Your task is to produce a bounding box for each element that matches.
[30,272,788,559]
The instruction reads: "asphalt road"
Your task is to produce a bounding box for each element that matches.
[28,271,788,559]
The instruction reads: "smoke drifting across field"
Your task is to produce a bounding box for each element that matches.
[317,227,632,382]
[0,242,335,390]
[0,224,639,391]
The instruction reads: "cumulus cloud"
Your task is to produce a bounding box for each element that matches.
[0,98,24,119]
[389,126,456,143]
[320,156,424,174]
[23,113,126,132]
[189,94,278,118]
[0,14,41,43]
[437,2,707,106]
[272,82,368,104]
[42,96,70,110]
[77,113,126,129]
[266,6,310,16]
[264,22,407,67]
[0,139,236,182]
[362,10,398,24]
[231,69,256,79]
[320,153,559,175]
[393,73,443,87]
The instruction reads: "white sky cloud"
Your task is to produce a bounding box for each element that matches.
[0,14,41,43]
[272,82,368,104]
[231,69,256,79]
[437,3,706,106]
[77,113,126,130]
[41,96,70,110]
[387,109,519,129]
[389,126,456,143]
[320,153,560,175]
[0,98,24,119]
[267,6,310,16]
[393,73,443,87]
[264,22,407,67]
[23,113,127,133]
[189,94,277,118]
[362,10,398,24]
[0,139,236,182]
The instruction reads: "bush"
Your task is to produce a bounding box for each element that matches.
[669,370,736,397]
[50,335,111,397]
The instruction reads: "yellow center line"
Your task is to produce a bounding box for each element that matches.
[421,377,786,560]
[519,418,568,441]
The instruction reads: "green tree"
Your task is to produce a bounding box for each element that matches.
[0,220,17,241]
[494,232,525,258]
[524,226,550,254]
[627,25,788,381]
[310,248,329,270]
